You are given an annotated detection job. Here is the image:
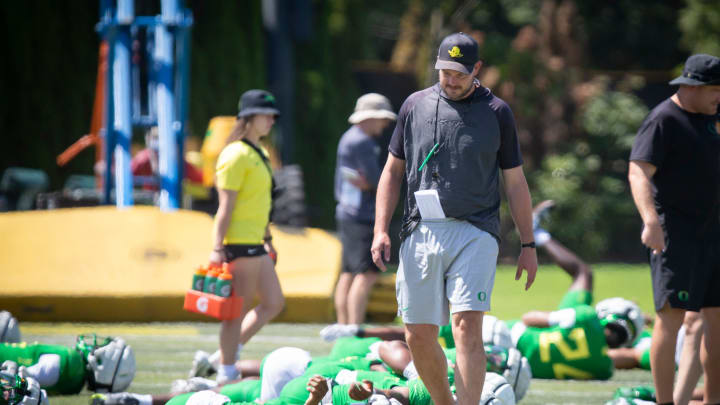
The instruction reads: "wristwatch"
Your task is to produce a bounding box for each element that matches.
[521,241,536,249]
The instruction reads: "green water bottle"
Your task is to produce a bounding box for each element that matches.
[203,267,220,295]
[216,265,233,298]
[192,266,208,291]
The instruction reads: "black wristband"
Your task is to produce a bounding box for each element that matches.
[521,241,536,249]
[263,236,272,242]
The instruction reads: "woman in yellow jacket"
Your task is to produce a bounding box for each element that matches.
[209,89,285,383]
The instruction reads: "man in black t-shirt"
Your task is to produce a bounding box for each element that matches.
[628,53,720,405]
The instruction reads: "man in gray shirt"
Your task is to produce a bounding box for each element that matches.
[321,93,397,341]
[371,33,537,405]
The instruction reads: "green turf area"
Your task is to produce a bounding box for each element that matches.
[492,263,654,320]
[19,263,656,405]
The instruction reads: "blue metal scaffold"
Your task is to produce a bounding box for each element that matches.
[97,0,193,211]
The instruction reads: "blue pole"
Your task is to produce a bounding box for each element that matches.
[156,0,180,210]
[100,0,115,204]
[112,0,135,208]
[175,6,193,203]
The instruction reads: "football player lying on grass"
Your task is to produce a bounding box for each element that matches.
[322,201,645,380]
[0,334,135,395]
[91,343,387,405]
[96,367,515,405]
[506,203,643,380]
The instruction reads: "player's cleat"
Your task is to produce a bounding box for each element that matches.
[320,323,359,342]
[604,399,655,405]
[189,350,216,378]
[532,200,555,230]
[171,377,217,395]
[89,392,141,405]
[612,385,656,401]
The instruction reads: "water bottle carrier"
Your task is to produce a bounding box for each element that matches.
[183,289,243,320]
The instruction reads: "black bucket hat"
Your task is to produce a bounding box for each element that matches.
[434,32,479,74]
[237,89,281,118]
[669,54,720,86]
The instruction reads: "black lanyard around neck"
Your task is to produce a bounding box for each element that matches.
[240,139,278,200]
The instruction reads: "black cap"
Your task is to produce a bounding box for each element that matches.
[237,89,280,118]
[434,32,479,74]
[669,54,720,86]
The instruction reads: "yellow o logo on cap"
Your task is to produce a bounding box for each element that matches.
[448,46,463,58]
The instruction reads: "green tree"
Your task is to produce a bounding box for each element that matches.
[678,0,720,56]
[530,90,648,260]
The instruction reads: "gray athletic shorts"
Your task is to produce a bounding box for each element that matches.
[396,218,498,325]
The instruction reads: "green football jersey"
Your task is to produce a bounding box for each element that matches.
[276,375,314,405]
[328,337,381,359]
[165,391,258,405]
[515,305,613,380]
[0,342,86,395]
[354,370,405,389]
[632,330,652,371]
[438,325,455,348]
[220,378,262,402]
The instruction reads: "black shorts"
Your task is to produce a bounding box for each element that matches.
[338,219,379,274]
[649,222,720,311]
[223,244,267,262]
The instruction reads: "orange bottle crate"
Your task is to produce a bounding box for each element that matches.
[183,289,243,320]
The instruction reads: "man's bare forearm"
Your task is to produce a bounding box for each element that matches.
[503,167,534,243]
[628,162,659,225]
[375,159,404,234]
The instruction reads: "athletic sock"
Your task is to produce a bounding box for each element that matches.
[216,364,239,384]
[402,361,418,379]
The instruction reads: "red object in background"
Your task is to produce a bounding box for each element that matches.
[131,149,204,189]
[183,289,243,320]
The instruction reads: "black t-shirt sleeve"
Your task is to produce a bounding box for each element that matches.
[630,118,666,168]
[388,99,409,160]
[493,101,523,169]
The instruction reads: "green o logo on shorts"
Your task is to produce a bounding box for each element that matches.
[477,292,487,302]
[678,291,690,302]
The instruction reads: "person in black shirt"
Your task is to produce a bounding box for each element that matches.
[628,53,720,405]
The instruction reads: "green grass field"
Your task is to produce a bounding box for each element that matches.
[20,264,656,405]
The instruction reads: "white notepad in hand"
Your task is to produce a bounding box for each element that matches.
[414,189,446,219]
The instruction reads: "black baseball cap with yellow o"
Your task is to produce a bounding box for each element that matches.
[434,32,479,74]
[237,89,281,118]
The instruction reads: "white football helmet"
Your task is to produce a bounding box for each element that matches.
[595,297,644,347]
[18,376,48,405]
[482,315,512,349]
[86,338,136,392]
[0,311,21,343]
[480,372,516,405]
[503,347,531,402]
